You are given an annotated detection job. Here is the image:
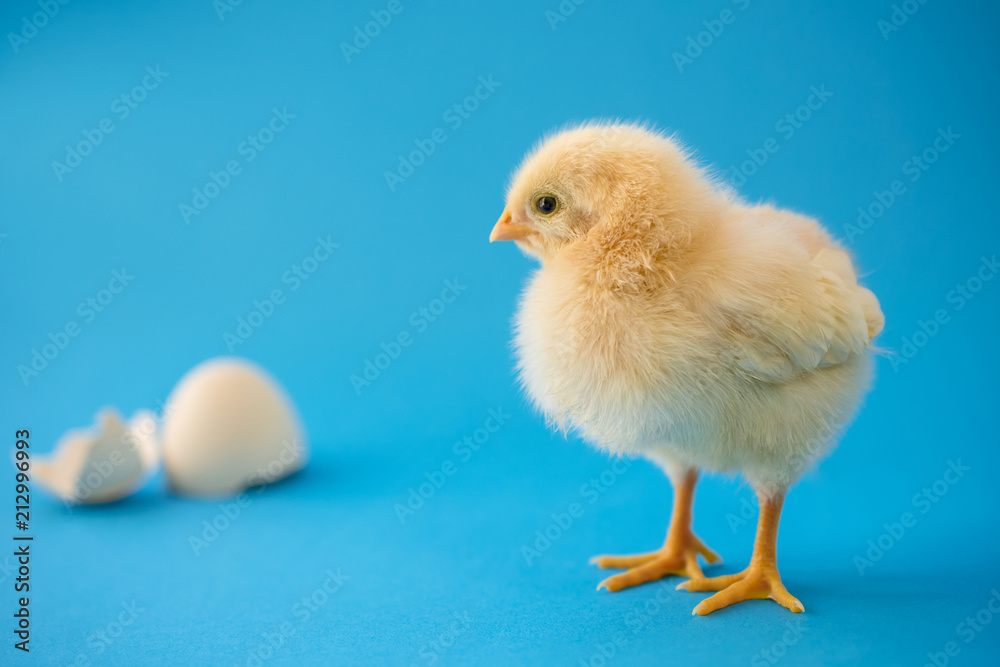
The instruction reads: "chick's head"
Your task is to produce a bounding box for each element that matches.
[491,122,718,263]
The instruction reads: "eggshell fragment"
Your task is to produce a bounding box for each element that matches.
[34,409,159,504]
[162,357,307,496]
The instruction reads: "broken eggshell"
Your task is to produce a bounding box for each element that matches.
[33,409,159,504]
[162,357,307,497]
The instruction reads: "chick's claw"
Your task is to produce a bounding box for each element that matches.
[590,552,661,570]
[596,554,696,593]
[676,571,744,592]
[679,567,804,615]
[593,532,721,592]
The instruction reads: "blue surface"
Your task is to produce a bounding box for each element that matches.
[2,0,999,664]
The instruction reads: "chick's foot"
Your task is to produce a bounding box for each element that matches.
[592,530,721,592]
[678,565,804,615]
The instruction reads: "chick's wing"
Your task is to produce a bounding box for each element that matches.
[700,242,879,384]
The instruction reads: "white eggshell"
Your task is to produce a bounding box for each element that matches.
[34,409,159,504]
[162,358,307,496]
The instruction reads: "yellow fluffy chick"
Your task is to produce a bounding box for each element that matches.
[491,122,884,615]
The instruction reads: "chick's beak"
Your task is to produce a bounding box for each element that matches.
[490,208,534,242]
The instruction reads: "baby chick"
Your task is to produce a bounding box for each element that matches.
[491,123,883,615]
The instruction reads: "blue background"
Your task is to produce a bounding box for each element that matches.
[2,0,999,665]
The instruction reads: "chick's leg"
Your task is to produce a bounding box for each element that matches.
[592,468,720,592]
[678,489,803,615]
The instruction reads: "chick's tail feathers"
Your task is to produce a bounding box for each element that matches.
[813,247,884,344]
[856,286,884,341]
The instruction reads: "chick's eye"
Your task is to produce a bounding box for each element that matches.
[533,194,559,217]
